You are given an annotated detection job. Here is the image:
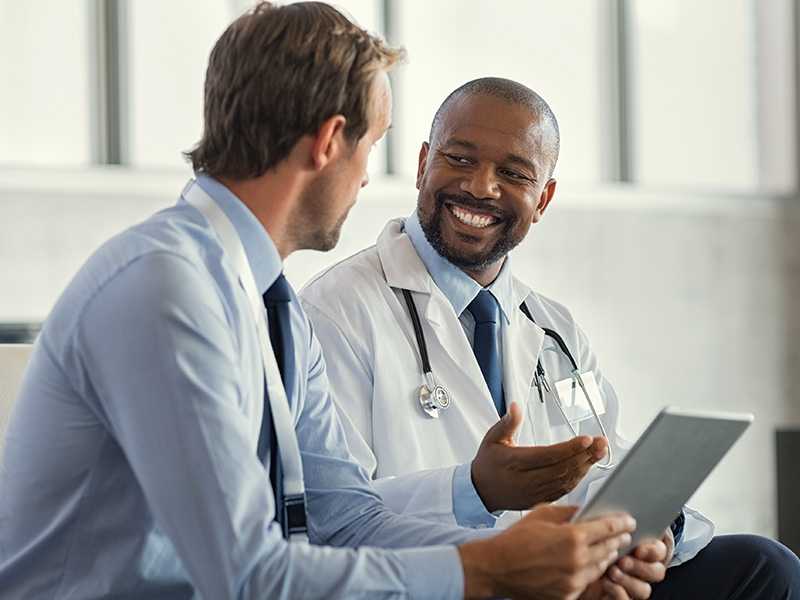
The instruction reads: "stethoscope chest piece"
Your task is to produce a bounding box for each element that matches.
[402,289,453,419]
[419,375,451,419]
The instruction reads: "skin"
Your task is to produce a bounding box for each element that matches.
[416,92,556,287]
[459,505,636,600]
[223,72,392,260]
[417,91,671,598]
[225,73,641,599]
[581,535,671,600]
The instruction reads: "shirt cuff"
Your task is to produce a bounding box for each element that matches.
[403,545,464,600]
[452,462,499,529]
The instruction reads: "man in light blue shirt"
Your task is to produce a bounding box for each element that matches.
[0,3,637,599]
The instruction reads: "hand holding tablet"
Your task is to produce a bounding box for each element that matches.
[572,406,753,555]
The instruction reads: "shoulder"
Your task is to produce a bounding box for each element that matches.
[513,278,580,332]
[52,205,238,344]
[300,243,388,313]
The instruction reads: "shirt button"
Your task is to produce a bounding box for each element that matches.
[475,523,487,530]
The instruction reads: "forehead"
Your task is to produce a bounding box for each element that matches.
[433,93,547,163]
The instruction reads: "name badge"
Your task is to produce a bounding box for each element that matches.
[553,371,606,424]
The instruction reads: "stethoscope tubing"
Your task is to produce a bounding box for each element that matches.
[403,289,614,468]
[403,289,433,376]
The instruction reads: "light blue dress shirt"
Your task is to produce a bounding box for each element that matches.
[405,211,516,529]
[0,176,479,599]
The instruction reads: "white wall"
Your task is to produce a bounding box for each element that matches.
[2,169,798,538]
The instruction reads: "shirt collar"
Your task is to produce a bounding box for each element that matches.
[405,210,515,323]
[194,173,283,294]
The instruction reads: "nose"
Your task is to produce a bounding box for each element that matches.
[460,165,500,199]
[361,170,370,188]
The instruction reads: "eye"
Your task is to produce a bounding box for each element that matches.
[445,153,471,165]
[500,168,530,181]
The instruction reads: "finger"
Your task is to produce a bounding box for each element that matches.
[599,575,632,600]
[605,564,654,599]
[481,401,523,446]
[616,554,667,585]
[520,457,598,503]
[631,539,668,564]
[531,444,605,483]
[581,514,637,546]
[577,541,626,590]
[588,436,610,463]
[506,436,596,469]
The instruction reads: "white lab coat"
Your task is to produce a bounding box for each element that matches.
[300,217,713,564]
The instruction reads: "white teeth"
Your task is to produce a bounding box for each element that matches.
[450,205,495,228]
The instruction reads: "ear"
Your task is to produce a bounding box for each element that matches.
[415,142,430,190]
[309,115,348,171]
[532,179,557,223]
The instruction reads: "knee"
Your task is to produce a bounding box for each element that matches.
[723,534,800,588]
[737,534,799,566]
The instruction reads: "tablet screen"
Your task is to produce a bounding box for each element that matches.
[572,406,753,554]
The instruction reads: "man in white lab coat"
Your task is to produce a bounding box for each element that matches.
[300,77,800,599]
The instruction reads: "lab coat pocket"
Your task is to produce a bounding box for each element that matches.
[545,372,605,437]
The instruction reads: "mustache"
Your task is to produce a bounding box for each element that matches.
[434,191,512,222]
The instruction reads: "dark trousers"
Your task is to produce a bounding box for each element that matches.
[651,535,800,599]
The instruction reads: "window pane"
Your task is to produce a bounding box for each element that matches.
[391,0,603,185]
[128,0,384,172]
[324,0,388,177]
[0,1,90,167]
[127,0,233,170]
[631,0,757,190]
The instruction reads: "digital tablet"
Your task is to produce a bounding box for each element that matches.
[571,406,753,555]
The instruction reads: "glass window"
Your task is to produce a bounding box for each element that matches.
[0,0,791,196]
[390,0,603,185]
[0,1,91,167]
[630,0,758,190]
[127,0,385,172]
[127,0,232,170]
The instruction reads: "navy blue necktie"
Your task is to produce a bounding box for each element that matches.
[258,273,295,535]
[468,290,505,416]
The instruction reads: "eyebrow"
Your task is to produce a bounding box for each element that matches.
[442,137,539,175]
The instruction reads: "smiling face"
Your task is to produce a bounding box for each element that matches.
[416,92,557,286]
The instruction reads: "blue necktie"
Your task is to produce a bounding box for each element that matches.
[259,273,295,536]
[468,290,505,416]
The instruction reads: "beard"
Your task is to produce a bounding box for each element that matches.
[418,190,523,271]
[290,174,352,253]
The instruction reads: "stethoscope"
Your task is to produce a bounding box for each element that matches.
[402,290,614,470]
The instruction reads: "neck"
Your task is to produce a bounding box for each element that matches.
[217,168,305,261]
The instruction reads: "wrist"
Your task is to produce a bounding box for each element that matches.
[469,462,495,513]
[458,539,501,600]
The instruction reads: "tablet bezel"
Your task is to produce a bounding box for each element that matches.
[571,406,753,555]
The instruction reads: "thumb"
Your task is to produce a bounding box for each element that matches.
[483,401,523,446]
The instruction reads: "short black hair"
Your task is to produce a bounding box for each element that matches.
[429,77,560,177]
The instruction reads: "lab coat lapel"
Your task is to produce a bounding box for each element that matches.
[503,289,546,441]
[379,218,431,294]
[377,219,502,423]
[421,289,503,423]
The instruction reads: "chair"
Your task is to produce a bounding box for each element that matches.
[0,343,34,464]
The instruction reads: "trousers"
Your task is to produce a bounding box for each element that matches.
[651,534,800,599]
